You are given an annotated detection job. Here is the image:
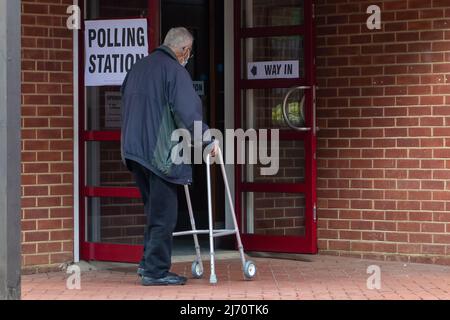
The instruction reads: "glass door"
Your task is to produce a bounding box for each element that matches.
[79,0,160,262]
[235,0,317,253]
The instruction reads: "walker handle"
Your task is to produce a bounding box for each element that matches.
[205,140,220,158]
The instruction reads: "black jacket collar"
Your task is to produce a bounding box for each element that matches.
[155,45,178,62]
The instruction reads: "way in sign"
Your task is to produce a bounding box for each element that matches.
[248,60,299,80]
[264,63,294,76]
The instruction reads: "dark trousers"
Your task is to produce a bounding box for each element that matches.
[127,160,178,278]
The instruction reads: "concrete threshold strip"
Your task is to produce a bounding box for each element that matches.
[72,250,242,273]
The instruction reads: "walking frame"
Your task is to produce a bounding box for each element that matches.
[172,143,257,284]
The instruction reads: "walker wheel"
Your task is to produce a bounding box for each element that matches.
[244,261,257,279]
[191,261,204,279]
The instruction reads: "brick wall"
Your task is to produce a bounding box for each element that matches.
[316,0,450,265]
[19,0,450,268]
[21,0,74,271]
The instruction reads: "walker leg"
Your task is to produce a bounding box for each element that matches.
[184,185,203,275]
[206,155,217,284]
[218,149,248,271]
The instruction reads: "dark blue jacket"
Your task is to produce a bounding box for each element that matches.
[121,45,208,185]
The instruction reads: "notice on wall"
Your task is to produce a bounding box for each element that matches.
[85,19,149,87]
[193,81,205,96]
[247,60,300,80]
[105,92,122,128]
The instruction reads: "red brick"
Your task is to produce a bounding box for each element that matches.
[410,234,433,244]
[339,230,362,240]
[24,231,49,243]
[350,220,373,231]
[37,219,62,230]
[37,197,61,207]
[422,245,446,255]
[50,208,73,218]
[422,223,446,233]
[49,185,72,196]
[49,253,73,265]
[386,233,408,242]
[50,230,73,241]
[398,222,421,232]
[37,242,62,254]
[434,235,450,244]
[373,243,397,253]
[351,242,373,252]
[398,244,421,254]
[329,241,351,251]
[23,254,50,267]
[374,221,396,232]
[23,186,48,197]
[22,220,36,231]
[22,243,37,255]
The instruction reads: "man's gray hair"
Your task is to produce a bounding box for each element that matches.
[163,27,194,52]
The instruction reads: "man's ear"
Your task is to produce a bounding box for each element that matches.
[183,47,189,57]
[175,51,184,64]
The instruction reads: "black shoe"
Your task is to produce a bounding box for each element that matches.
[141,273,187,286]
[138,269,186,281]
[167,272,187,282]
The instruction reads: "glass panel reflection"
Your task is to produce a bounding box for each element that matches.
[87,0,149,20]
[87,141,135,187]
[244,140,305,183]
[87,197,145,245]
[241,0,305,28]
[243,192,306,236]
[242,88,306,130]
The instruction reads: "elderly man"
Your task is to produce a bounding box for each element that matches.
[121,27,217,286]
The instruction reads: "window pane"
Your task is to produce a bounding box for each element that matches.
[87,197,145,244]
[241,0,305,28]
[86,87,122,131]
[87,141,135,187]
[243,140,305,183]
[87,0,148,19]
[242,36,304,80]
[243,192,306,236]
[242,88,306,130]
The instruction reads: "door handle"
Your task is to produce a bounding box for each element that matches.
[282,86,317,135]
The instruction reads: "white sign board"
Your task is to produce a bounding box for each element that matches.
[105,92,122,128]
[85,19,149,87]
[247,60,299,80]
[193,81,205,96]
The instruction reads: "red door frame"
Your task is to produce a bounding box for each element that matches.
[78,0,160,263]
[234,0,318,254]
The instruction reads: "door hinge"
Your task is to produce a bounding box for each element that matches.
[313,203,317,223]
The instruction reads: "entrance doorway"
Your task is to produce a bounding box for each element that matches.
[79,0,225,262]
[160,0,226,252]
[78,0,316,263]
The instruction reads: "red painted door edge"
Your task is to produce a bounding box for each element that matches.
[79,0,160,263]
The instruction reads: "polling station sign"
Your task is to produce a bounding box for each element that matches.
[84,19,149,87]
[247,60,300,80]
[193,81,205,96]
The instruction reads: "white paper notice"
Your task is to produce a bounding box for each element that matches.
[105,92,122,128]
[85,19,149,87]
[247,60,300,80]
